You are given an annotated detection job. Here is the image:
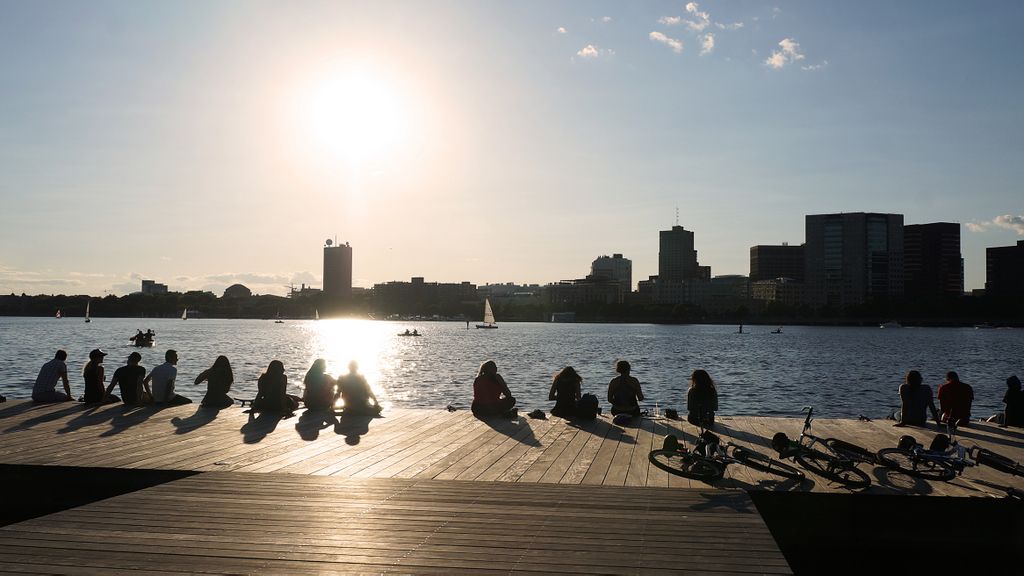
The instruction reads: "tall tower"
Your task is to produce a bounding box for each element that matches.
[323,239,353,298]
[904,223,962,299]
[659,225,702,281]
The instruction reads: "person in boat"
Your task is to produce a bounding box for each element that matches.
[145,329,155,339]
[608,360,643,418]
[937,371,974,428]
[894,370,940,428]
[412,329,419,336]
[32,349,73,403]
[194,355,235,409]
[145,349,192,407]
[403,329,411,335]
[336,361,381,416]
[104,352,147,405]
[549,366,582,418]
[131,329,144,342]
[302,358,337,412]
[83,349,117,404]
[686,370,719,428]
[252,360,300,414]
[1000,376,1024,428]
[472,360,516,418]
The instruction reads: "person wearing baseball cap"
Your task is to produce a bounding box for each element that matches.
[83,349,117,404]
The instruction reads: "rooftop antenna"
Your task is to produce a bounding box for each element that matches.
[675,206,679,226]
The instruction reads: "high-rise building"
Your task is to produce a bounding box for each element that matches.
[904,223,963,299]
[749,244,805,282]
[658,225,705,282]
[986,240,1024,299]
[591,254,632,291]
[805,213,904,309]
[323,239,353,298]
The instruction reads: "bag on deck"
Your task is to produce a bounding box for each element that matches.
[576,393,600,420]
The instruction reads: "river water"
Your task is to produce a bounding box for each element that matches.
[1,317,1020,419]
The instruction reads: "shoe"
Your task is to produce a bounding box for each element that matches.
[527,409,546,420]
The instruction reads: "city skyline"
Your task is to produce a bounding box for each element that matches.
[2,2,1023,297]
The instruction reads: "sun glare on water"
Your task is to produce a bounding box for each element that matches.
[305,67,407,166]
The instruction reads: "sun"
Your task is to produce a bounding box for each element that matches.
[305,67,406,166]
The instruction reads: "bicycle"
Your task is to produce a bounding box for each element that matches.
[877,422,1024,482]
[770,406,876,489]
[649,425,805,484]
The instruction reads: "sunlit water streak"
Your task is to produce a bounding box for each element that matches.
[1,317,1021,419]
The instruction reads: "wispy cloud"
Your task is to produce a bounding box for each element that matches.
[700,33,715,55]
[684,2,711,32]
[659,16,682,26]
[557,26,567,34]
[801,60,829,71]
[966,215,1024,235]
[649,31,684,54]
[715,22,744,30]
[765,38,805,69]
[601,16,612,23]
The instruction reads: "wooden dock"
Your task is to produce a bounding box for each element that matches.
[1,400,1022,574]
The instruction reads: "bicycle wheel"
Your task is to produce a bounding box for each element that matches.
[825,438,877,465]
[732,446,806,481]
[649,450,725,482]
[974,448,1024,477]
[876,448,956,481]
[795,450,872,489]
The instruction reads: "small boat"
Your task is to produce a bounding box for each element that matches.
[879,320,901,329]
[181,308,188,320]
[475,299,498,329]
[974,323,996,329]
[130,332,155,347]
[84,301,90,323]
[55,309,62,319]
[770,326,783,334]
[274,310,284,323]
[397,330,421,337]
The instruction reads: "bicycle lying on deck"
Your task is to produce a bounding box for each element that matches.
[649,424,805,484]
[877,421,1024,482]
[770,406,877,489]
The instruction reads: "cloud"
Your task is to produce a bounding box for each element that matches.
[801,60,829,71]
[557,26,567,34]
[649,31,684,54]
[965,222,989,233]
[684,2,711,31]
[765,37,805,69]
[700,33,715,55]
[994,214,1024,235]
[575,44,612,59]
[659,16,682,26]
[715,22,744,30]
[602,16,612,23]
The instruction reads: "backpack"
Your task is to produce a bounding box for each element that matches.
[576,393,600,420]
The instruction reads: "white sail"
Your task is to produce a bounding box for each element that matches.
[84,301,90,323]
[55,309,61,319]
[181,308,188,320]
[315,309,320,320]
[483,299,495,325]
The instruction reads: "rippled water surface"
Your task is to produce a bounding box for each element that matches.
[1,317,1021,418]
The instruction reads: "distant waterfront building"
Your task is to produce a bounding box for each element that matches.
[591,254,632,291]
[477,283,541,300]
[323,239,353,298]
[655,225,710,304]
[751,278,804,308]
[372,277,477,314]
[141,280,168,295]
[805,212,904,309]
[287,284,322,298]
[904,223,963,299]
[750,244,805,283]
[545,277,624,307]
[986,240,1024,299]
[222,284,252,298]
[688,275,750,311]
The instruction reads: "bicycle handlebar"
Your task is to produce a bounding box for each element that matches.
[802,406,814,430]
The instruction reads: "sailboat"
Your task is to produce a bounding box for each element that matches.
[55,309,62,319]
[475,299,498,329]
[181,308,188,320]
[84,301,91,323]
[315,309,320,321]
[275,309,284,323]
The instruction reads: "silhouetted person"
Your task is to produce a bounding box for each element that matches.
[1002,375,1024,428]
[104,352,147,405]
[145,349,192,407]
[337,361,381,415]
[687,369,718,428]
[83,349,116,404]
[608,360,643,418]
[894,370,940,427]
[32,349,72,403]
[549,366,582,418]
[303,358,337,412]
[194,355,234,409]
[253,360,299,414]
[472,360,516,418]
[938,371,974,427]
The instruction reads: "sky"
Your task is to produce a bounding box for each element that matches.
[1,0,1022,297]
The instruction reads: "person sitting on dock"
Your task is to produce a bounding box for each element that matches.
[686,369,718,428]
[303,358,337,412]
[252,360,300,414]
[145,350,192,407]
[549,366,582,418]
[937,371,974,428]
[194,355,235,409]
[608,360,643,418]
[104,352,148,405]
[336,361,382,416]
[32,349,72,403]
[82,349,117,404]
[472,360,516,418]
[1001,375,1024,428]
[894,370,940,428]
